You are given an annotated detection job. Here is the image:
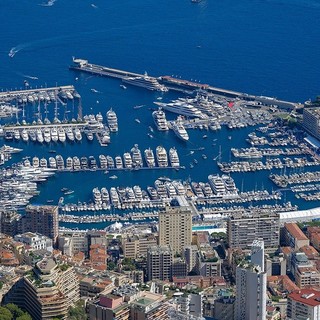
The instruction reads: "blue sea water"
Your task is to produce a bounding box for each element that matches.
[1,0,320,229]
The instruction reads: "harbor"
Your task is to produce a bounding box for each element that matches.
[0,54,318,231]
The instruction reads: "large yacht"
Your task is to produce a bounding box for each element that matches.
[172,119,189,141]
[154,100,205,118]
[152,108,169,131]
[144,148,155,167]
[156,146,168,167]
[131,144,143,168]
[115,155,123,169]
[106,108,118,132]
[122,73,168,92]
[208,174,226,196]
[169,147,180,167]
[123,152,133,169]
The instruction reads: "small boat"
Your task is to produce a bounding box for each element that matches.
[64,189,74,195]
[120,84,127,89]
[135,119,141,124]
[109,175,118,179]
[133,105,145,109]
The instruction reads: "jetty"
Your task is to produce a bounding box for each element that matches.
[70,58,303,110]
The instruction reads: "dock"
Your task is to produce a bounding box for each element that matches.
[69,58,303,110]
[0,85,75,101]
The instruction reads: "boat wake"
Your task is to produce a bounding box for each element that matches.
[8,47,22,58]
[39,0,57,7]
[23,74,39,80]
[91,4,98,9]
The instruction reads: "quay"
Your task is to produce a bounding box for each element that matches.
[0,85,75,101]
[70,58,303,109]
[4,122,86,131]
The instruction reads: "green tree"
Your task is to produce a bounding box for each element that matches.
[0,307,13,320]
[16,315,32,320]
[5,304,24,318]
[107,261,116,270]
[68,300,87,320]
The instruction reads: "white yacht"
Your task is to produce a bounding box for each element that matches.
[86,131,94,141]
[110,187,120,207]
[122,73,168,92]
[29,130,37,142]
[13,130,20,140]
[96,112,103,123]
[49,157,57,168]
[208,174,226,196]
[131,144,143,168]
[58,127,66,143]
[101,187,110,203]
[66,127,74,141]
[152,107,169,131]
[51,127,59,142]
[66,157,73,170]
[123,152,133,169]
[99,155,108,169]
[74,128,82,141]
[133,185,143,201]
[115,155,123,169]
[39,157,48,168]
[169,147,180,167]
[36,129,44,143]
[156,146,168,167]
[144,148,155,167]
[43,127,51,143]
[106,108,118,132]
[172,119,189,141]
[154,100,205,118]
[73,156,81,170]
[32,156,40,168]
[20,129,29,142]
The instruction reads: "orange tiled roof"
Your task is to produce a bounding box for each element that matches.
[285,223,308,241]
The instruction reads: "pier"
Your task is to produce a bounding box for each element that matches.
[0,85,75,102]
[70,58,303,110]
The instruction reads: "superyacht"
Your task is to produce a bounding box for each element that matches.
[169,147,180,167]
[152,107,169,131]
[131,144,143,168]
[122,73,168,92]
[144,147,156,168]
[154,100,205,118]
[172,119,189,141]
[156,146,168,167]
[106,108,118,132]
